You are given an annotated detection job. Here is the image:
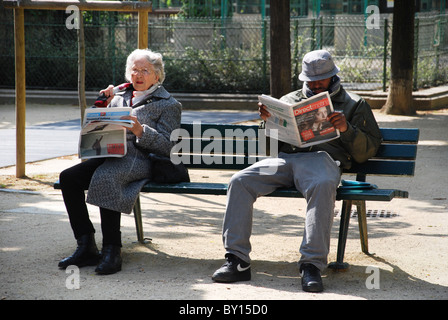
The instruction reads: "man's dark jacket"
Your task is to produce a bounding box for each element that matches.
[276,86,383,170]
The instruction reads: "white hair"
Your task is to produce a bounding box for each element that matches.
[125,49,165,83]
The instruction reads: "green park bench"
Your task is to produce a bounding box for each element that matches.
[55,123,419,270]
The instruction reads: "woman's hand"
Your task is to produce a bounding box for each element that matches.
[258,102,271,121]
[121,115,143,138]
[99,85,115,106]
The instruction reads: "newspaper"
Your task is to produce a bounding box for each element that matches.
[258,91,340,148]
[78,107,133,159]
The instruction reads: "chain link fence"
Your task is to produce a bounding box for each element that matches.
[1,10,447,94]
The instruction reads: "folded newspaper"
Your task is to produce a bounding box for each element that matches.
[258,91,340,148]
[78,107,133,159]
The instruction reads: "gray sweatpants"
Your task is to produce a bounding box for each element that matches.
[222,151,341,271]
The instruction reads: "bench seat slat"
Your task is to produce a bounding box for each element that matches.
[140,182,408,202]
[141,182,228,195]
[55,180,408,202]
[336,188,408,201]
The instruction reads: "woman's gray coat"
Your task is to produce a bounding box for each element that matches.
[86,85,182,214]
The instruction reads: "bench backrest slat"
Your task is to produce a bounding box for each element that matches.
[374,144,417,159]
[345,160,416,176]
[174,123,418,177]
[379,127,419,143]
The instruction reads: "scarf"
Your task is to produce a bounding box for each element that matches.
[131,83,160,106]
[302,75,341,98]
[94,83,131,108]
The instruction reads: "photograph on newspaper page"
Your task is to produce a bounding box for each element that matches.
[78,107,133,159]
[258,91,339,148]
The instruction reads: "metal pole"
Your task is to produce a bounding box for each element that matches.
[382,18,388,92]
[319,15,323,49]
[262,19,268,92]
[413,17,419,90]
[311,18,316,51]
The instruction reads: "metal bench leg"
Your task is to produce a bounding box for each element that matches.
[133,196,151,244]
[328,199,352,271]
[355,200,369,254]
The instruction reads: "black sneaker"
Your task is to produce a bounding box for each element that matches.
[300,263,323,292]
[212,254,251,283]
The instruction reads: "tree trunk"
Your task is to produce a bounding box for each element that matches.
[270,0,291,99]
[381,0,416,115]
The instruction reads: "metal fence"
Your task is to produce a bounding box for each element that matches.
[1,10,447,94]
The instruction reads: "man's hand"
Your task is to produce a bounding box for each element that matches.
[327,112,348,133]
[258,102,271,121]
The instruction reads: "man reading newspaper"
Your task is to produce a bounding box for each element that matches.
[258,91,340,148]
[212,50,382,292]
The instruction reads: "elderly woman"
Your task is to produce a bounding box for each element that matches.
[58,49,182,275]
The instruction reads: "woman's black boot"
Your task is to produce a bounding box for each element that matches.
[95,245,122,275]
[58,233,100,269]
